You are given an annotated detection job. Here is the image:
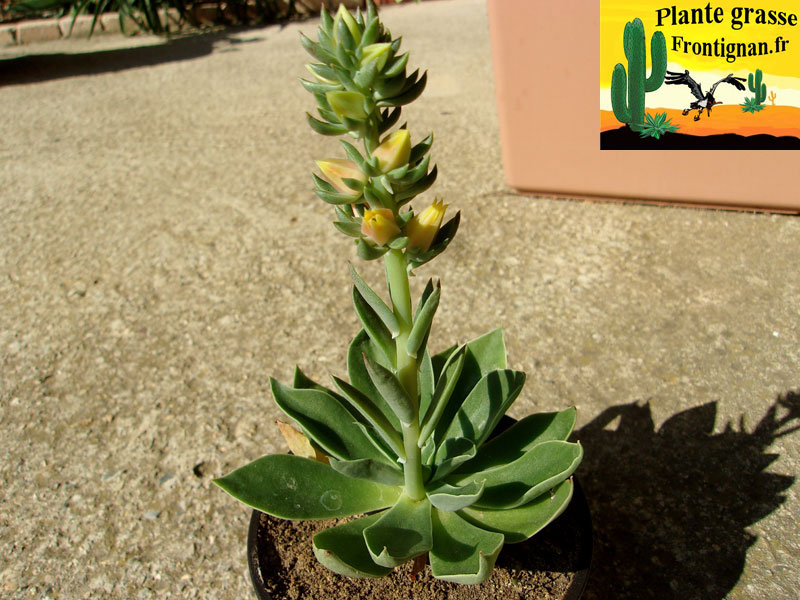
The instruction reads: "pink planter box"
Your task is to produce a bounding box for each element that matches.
[487,0,799,212]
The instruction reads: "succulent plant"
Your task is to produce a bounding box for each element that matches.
[638,111,679,139]
[741,96,766,113]
[215,0,583,585]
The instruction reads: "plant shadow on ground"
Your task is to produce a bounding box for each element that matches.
[576,391,799,600]
[0,27,264,87]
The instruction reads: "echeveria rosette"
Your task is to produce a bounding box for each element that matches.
[215,329,583,584]
[214,0,583,587]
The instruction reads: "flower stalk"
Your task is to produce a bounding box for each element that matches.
[384,248,425,500]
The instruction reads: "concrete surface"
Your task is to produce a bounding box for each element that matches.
[1,0,798,598]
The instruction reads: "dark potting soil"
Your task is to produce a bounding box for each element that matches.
[249,494,591,600]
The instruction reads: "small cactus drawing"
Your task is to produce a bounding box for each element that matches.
[768,90,777,106]
[748,69,767,106]
[611,18,667,131]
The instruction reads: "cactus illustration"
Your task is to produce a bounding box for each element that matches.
[611,18,667,131]
[748,68,767,105]
[768,90,777,106]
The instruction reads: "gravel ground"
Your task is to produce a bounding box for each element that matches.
[1,1,798,598]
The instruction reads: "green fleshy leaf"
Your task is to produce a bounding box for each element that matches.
[374,72,408,100]
[364,495,433,567]
[377,71,427,107]
[333,221,362,238]
[431,344,457,380]
[460,478,574,543]
[306,113,347,136]
[340,140,371,173]
[299,78,341,95]
[319,5,333,34]
[418,345,466,447]
[336,41,356,69]
[431,329,507,444]
[329,457,403,486]
[433,437,476,479]
[315,188,360,205]
[406,281,440,359]
[356,424,399,465]
[350,264,400,337]
[388,236,408,250]
[395,164,437,203]
[456,409,577,475]
[357,239,389,261]
[347,329,400,429]
[354,60,379,89]
[352,288,395,367]
[409,132,433,164]
[341,177,365,191]
[214,455,400,519]
[292,365,334,393]
[421,435,436,466]
[300,33,336,65]
[398,154,430,186]
[386,163,410,180]
[363,354,415,425]
[332,375,405,459]
[313,512,393,578]
[450,441,583,510]
[426,480,485,511]
[312,172,338,194]
[429,509,504,584]
[418,348,435,424]
[378,107,402,135]
[383,52,409,78]
[360,15,379,47]
[433,369,526,463]
[317,107,343,124]
[270,378,386,464]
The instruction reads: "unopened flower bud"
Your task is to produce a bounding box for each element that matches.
[326,90,368,121]
[360,43,392,71]
[334,4,361,46]
[316,159,366,197]
[361,208,401,246]
[373,129,411,173]
[406,199,447,252]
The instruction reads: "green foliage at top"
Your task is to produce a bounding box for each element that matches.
[214,0,583,586]
[638,112,679,139]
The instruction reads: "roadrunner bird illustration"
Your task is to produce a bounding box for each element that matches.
[665,70,747,120]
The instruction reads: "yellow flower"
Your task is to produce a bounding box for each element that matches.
[373,130,411,173]
[316,159,366,197]
[406,199,447,252]
[361,208,401,246]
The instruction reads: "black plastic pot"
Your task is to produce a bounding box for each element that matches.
[246,416,593,599]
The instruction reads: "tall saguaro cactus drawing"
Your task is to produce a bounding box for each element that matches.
[611,18,667,131]
[748,68,767,106]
